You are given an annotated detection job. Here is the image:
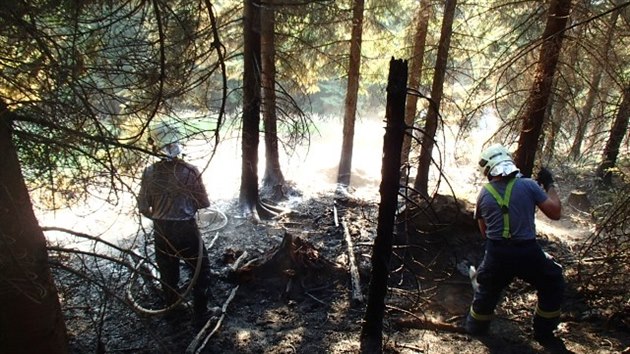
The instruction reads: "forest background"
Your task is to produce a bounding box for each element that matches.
[0,0,628,353]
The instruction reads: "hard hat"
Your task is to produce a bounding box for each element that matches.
[149,121,181,149]
[478,144,519,177]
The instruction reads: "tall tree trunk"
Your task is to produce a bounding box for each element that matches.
[413,0,457,196]
[239,0,262,218]
[514,0,572,177]
[261,0,286,200]
[596,85,630,184]
[360,58,407,354]
[570,66,603,161]
[337,0,364,188]
[401,0,431,173]
[542,93,561,163]
[570,9,618,161]
[0,105,69,354]
[584,78,613,155]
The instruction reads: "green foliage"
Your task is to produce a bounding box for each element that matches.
[0,0,229,207]
[2,0,630,208]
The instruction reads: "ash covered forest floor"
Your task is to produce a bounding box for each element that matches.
[57,176,630,354]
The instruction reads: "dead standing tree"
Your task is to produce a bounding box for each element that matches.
[360,58,407,354]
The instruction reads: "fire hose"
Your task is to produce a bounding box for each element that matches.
[126,207,227,315]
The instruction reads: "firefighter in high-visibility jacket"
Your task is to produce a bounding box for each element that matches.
[465,144,566,349]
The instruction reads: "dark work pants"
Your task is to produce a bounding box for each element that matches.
[467,239,565,335]
[153,219,211,313]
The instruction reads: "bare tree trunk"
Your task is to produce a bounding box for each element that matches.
[514,0,572,177]
[0,105,69,354]
[584,79,613,155]
[542,97,561,163]
[401,0,431,172]
[596,85,630,184]
[261,0,286,201]
[337,0,364,188]
[413,0,457,196]
[360,58,407,354]
[570,9,618,161]
[570,67,603,161]
[239,0,262,219]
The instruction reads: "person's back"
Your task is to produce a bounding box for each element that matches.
[465,144,567,352]
[476,177,548,241]
[137,134,214,328]
[138,158,210,221]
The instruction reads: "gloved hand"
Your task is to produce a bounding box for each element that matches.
[536,167,555,192]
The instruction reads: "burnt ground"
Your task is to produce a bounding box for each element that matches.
[57,184,630,354]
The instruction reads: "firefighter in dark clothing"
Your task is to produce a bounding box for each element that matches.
[138,124,214,327]
[465,144,566,350]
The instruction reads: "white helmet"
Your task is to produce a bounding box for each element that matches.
[478,144,519,177]
[150,121,181,148]
[149,121,182,158]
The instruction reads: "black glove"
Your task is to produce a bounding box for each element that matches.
[536,167,554,192]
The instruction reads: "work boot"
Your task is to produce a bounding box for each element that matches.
[534,332,570,353]
[464,313,489,336]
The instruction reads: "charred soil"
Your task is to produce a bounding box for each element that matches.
[58,185,629,354]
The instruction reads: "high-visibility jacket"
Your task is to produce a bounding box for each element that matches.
[483,177,516,238]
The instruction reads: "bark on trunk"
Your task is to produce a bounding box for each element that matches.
[514,0,572,177]
[261,0,286,200]
[401,0,431,171]
[239,0,262,218]
[337,0,364,187]
[0,105,69,353]
[584,80,612,155]
[360,58,407,354]
[413,0,457,196]
[542,88,559,163]
[570,68,602,161]
[596,85,630,184]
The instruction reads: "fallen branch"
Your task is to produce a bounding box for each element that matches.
[389,305,467,334]
[341,218,364,303]
[395,342,426,353]
[187,251,248,354]
[305,291,327,306]
[43,226,145,261]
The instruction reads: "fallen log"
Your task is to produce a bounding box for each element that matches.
[341,218,364,303]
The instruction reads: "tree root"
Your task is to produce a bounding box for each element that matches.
[241,198,291,222]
